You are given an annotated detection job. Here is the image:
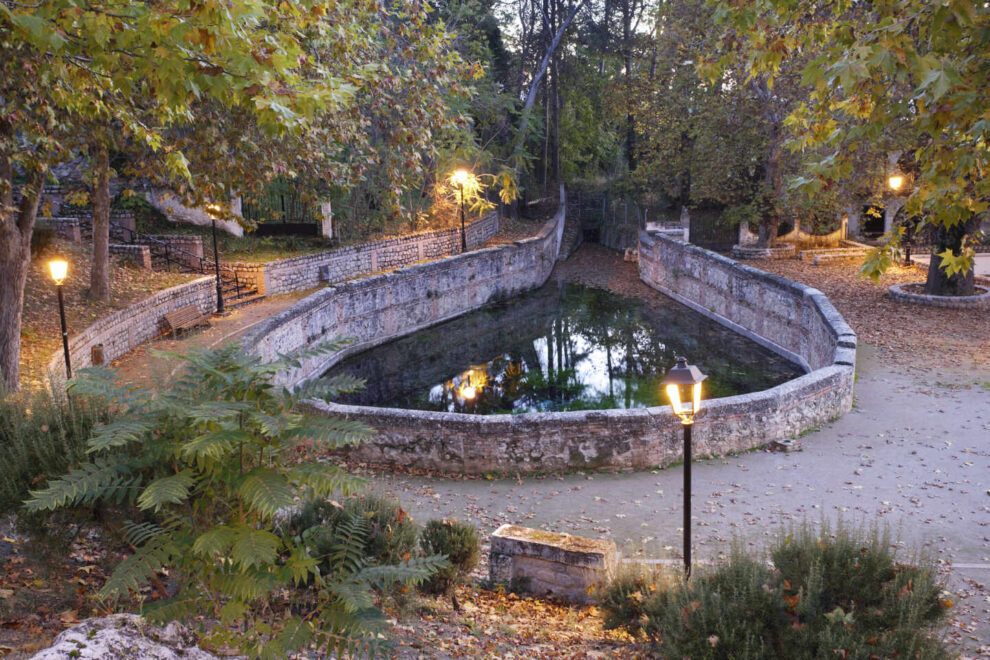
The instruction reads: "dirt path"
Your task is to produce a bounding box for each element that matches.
[109,289,314,388]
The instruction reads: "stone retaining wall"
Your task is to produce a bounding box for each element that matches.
[109,244,152,269]
[240,195,561,387]
[228,211,499,296]
[45,277,216,389]
[286,218,853,475]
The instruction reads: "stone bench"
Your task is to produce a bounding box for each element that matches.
[489,524,617,603]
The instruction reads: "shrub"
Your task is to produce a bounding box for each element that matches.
[419,519,480,609]
[25,342,446,659]
[0,388,108,515]
[598,523,951,659]
[292,493,420,571]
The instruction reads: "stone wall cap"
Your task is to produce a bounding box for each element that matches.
[492,524,616,561]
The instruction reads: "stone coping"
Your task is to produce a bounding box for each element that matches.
[888,283,990,308]
[732,243,797,260]
[491,525,615,566]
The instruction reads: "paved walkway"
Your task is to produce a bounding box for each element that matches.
[375,348,990,654]
[910,252,990,278]
[110,289,314,387]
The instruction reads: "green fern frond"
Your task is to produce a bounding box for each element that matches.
[25,455,138,511]
[230,526,281,570]
[290,464,366,499]
[142,596,203,624]
[329,513,372,581]
[275,617,315,655]
[213,569,279,601]
[136,470,196,512]
[121,520,166,548]
[296,372,367,400]
[179,430,248,469]
[85,419,152,454]
[185,401,254,427]
[283,417,376,448]
[237,467,295,519]
[192,525,237,558]
[67,366,150,408]
[282,542,320,586]
[100,535,175,597]
[355,555,449,590]
[249,411,301,438]
[328,576,376,613]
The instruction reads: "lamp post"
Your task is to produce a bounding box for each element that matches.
[49,259,72,380]
[662,356,707,578]
[206,204,225,315]
[887,174,913,266]
[451,169,470,252]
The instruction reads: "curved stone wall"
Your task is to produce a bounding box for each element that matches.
[240,187,566,388]
[288,223,855,475]
[43,212,500,391]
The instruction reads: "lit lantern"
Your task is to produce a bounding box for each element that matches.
[49,259,69,286]
[888,175,904,192]
[662,356,707,424]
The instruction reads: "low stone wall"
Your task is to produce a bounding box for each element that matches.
[45,277,216,390]
[888,283,990,308]
[489,525,617,603]
[228,211,499,296]
[240,197,561,387]
[109,244,152,269]
[733,243,797,260]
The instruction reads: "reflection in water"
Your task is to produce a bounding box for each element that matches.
[323,283,804,414]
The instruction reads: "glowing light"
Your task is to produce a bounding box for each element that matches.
[49,259,68,286]
[450,169,470,188]
[662,357,707,425]
[888,175,904,191]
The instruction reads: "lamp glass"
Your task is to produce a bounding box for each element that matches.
[49,259,68,285]
[461,385,477,400]
[450,169,470,188]
[888,175,904,191]
[692,381,703,417]
[666,384,683,416]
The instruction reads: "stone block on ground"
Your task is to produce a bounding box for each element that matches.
[28,614,231,660]
[489,524,617,603]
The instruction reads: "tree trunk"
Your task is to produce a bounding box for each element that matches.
[925,220,976,296]
[89,143,111,301]
[0,169,45,392]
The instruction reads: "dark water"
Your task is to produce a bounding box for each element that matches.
[323,283,804,414]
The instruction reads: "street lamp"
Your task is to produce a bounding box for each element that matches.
[887,174,904,192]
[206,204,225,315]
[450,169,470,252]
[662,356,707,578]
[48,258,72,380]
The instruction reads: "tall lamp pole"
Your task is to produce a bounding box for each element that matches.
[207,205,225,315]
[662,356,707,578]
[49,259,72,379]
[451,169,470,252]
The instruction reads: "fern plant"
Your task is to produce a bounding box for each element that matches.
[26,341,446,658]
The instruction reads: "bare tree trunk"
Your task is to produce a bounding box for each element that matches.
[89,143,111,301]
[515,0,588,156]
[0,164,45,392]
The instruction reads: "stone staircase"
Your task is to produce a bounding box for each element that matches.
[55,210,263,308]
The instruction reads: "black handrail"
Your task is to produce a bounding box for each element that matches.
[111,220,245,299]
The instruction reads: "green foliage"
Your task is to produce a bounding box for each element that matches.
[25,341,443,658]
[0,388,108,515]
[419,519,480,596]
[710,0,989,281]
[292,494,421,572]
[599,523,951,659]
